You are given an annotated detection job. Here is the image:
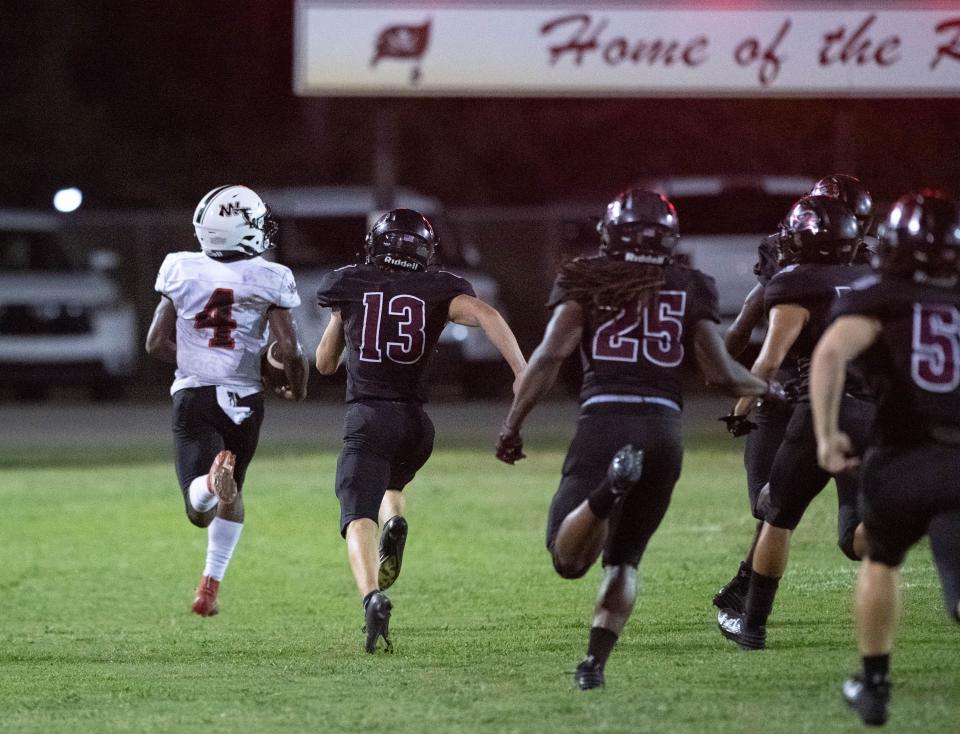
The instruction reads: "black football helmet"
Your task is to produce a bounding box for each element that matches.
[876,190,960,286]
[810,174,875,232]
[778,195,861,266]
[365,208,436,272]
[597,189,679,263]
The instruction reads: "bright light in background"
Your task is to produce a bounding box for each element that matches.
[53,187,83,213]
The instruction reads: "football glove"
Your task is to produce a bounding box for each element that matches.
[496,427,526,464]
[719,413,758,437]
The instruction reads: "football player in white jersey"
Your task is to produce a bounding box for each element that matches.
[146,185,308,617]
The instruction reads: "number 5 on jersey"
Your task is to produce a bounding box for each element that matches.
[359,291,427,364]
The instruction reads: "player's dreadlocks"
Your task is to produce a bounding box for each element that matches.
[557,255,667,313]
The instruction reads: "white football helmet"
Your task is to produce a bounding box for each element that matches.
[193,185,277,258]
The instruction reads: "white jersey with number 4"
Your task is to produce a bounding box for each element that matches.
[155,252,300,395]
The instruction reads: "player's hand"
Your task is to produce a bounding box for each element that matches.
[817,431,861,474]
[274,384,307,402]
[763,379,789,403]
[496,425,526,464]
[718,413,758,437]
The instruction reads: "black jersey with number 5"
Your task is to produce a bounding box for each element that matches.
[317,264,475,403]
[547,262,720,408]
[830,275,960,446]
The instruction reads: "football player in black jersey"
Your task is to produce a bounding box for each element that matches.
[315,209,526,653]
[496,189,775,690]
[716,195,875,651]
[811,191,960,727]
[714,175,876,614]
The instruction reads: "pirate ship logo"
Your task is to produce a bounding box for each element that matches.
[371,19,432,84]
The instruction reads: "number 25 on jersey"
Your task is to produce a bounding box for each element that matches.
[592,291,687,367]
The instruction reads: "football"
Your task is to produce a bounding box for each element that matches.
[260,341,287,389]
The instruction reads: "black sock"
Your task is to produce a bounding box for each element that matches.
[362,590,377,609]
[736,560,752,582]
[744,572,780,629]
[586,626,619,668]
[863,654,890,689]
[587,479,617,519]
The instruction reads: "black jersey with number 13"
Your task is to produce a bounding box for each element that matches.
[317,264,475,403]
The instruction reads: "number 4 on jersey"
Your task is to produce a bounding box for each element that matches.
[194,288,237,349]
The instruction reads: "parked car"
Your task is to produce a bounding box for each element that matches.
[0,210,137,399]
[262,186,511,397]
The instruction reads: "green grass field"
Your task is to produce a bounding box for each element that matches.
[2,434,957,733]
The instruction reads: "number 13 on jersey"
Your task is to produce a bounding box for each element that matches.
[359,291,427,364]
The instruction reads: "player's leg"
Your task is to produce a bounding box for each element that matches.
[377,405,434,591]
[714,401,791,612]
[336,401,403,652]
[192,392,264,617]
[842,444,928,726]
[929,510,960,622]
[549,445,643,580]
[720,405,830,649]
[172,388,230,529]
[573,406,680,690]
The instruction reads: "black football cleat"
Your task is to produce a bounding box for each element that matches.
[363,591,393,654]
[712,562,750,613]
[378,515,408,591]
[607,445,644,496]
[717,609,766,650]
[574,655,605,690]
[842,675,890,727]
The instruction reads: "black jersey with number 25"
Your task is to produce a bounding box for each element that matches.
[317,264,475,403]
[547,262,720,408]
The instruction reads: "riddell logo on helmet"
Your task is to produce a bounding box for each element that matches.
[624,251,667,264]
[383,254,419,270]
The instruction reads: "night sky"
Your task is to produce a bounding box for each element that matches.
[3,1,959,211]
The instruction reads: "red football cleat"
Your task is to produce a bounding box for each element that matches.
[192,575,220,617]
[207,450,237,504]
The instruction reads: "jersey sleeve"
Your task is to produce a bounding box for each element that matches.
[154,253,176,297]
[764,265,812,311]
[828,275,885,321]
[688,270,721,324]
[316,267,352,308]
[545,273,570,309]
[275,268,301,309]
[438,271,476,300]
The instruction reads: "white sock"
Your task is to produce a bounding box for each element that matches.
[188,475,218,513]
[203,518,244,581]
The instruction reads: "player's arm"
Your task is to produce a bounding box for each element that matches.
[693,319,768,397]
[315,308,346,376]
[448,294,527,388]
[731,303,807,416]
[496,301,583,464]
[145,296,177,364]
[725,283,765,358]
[810,314,881,473]
[266,307,308,401]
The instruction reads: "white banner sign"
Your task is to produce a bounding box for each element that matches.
[293,3,960,96]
